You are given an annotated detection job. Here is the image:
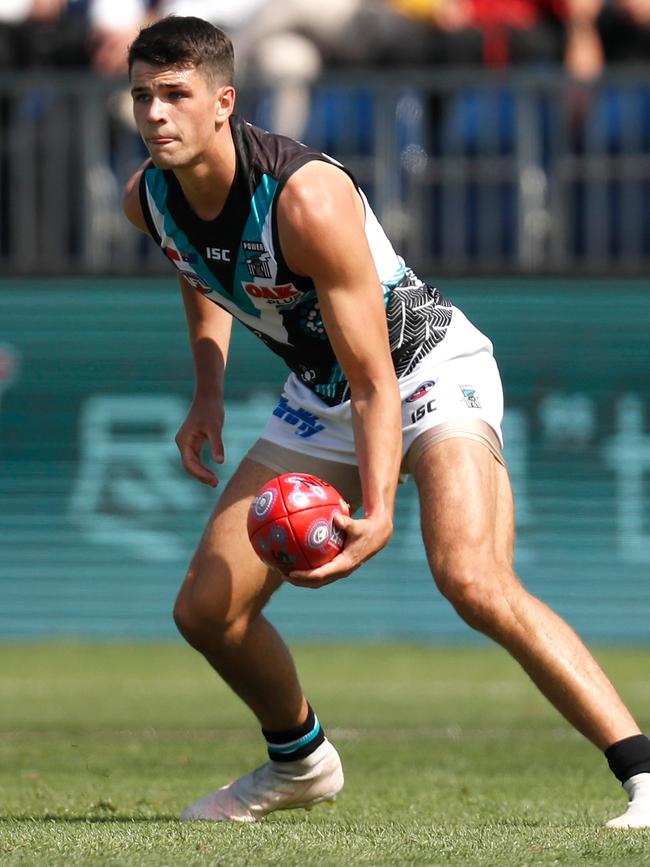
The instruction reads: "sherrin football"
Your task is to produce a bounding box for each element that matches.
[247,473,350,575]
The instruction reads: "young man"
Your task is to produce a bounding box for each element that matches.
[123,15,650,827]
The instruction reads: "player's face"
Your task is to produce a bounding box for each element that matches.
[130,62,228,169]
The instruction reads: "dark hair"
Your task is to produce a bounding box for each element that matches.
[128,16,234,85]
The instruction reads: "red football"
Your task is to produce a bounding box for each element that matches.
[247,473,350,576]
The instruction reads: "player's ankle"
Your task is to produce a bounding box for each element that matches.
[605,734,650,785]
[262,703,325,763]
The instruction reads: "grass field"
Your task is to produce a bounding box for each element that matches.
[2,643,650,866]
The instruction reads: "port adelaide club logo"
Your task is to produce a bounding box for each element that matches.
[243,241,272,279]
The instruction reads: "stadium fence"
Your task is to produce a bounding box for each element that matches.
[0,67,648,276]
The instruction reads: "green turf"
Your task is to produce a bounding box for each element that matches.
[2,643,650,866]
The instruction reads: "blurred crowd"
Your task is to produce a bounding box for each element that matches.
[1,0,648,139]
[1,0,648,76]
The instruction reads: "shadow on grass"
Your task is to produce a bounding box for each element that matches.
[2,815,180,824]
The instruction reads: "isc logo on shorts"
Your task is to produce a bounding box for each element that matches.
[405,380,437,425]
[409,398,437,425]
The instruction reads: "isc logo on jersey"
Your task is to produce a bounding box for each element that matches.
[242,282,300,307]
[205,247,231,262]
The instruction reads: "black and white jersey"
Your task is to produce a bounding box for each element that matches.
[139,114,452,406]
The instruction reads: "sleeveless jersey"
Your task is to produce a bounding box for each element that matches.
[139,114,453,406]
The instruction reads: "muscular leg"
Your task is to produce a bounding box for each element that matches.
[414,436,640,750]
[174,457,307,731]
[175,458,344,822]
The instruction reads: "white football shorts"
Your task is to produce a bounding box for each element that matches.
[246,306,504,509]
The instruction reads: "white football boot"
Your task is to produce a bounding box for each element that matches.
[606,773,650,829]
[180,739,344,822]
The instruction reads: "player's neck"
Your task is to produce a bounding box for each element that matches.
[174,124,236,222]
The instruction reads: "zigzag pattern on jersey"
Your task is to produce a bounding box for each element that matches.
[386,272,453,380]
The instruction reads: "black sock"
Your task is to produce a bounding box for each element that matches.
[605,734,650,783]
[262,704,325,762]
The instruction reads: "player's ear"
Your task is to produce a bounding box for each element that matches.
[216,85,235,120]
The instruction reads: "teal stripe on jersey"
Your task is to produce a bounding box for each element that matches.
[381,258,407,300]
[328,361,346,389]
[146,169,168,221]
[146,172,259,317]
[232,173,280,309]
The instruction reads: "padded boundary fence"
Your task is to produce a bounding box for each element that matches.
[1,277,649,642]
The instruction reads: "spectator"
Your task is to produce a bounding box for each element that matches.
[238,0,364,137]
[88,0,148,75]
[0,0,89,69]
[563,0,605,80]
[89,0,271,132]
[373,0,575,70]
[325,0,643,81]
[88,0,270,76]
[599,0,650,64]
[105,0,363,138]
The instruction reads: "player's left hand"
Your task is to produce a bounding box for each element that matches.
[286,511,393,589]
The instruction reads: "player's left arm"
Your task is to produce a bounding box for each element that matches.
[277,160,402,587]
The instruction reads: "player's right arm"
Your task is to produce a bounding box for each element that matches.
[122,165,233,487]
[175,276,233,487]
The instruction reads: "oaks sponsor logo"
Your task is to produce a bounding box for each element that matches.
[242,282,299,306]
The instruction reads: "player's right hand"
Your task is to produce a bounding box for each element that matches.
[175,397,225,487]
[287,509,394,588]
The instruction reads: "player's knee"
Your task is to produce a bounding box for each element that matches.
[435,561,515,636]
[173,581,235,651]
[174,595,211,651]
[174,562,267,654]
